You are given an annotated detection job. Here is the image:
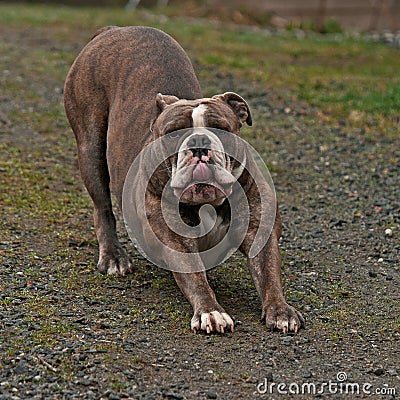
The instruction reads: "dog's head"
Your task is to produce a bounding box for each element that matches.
[150,92,252,206]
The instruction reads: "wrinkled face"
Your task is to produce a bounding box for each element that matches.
[170,127,244,205]
[151,92,252,205]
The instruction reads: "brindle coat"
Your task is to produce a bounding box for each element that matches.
[64,26,304,333]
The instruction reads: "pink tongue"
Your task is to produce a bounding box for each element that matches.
[193,162,212,181]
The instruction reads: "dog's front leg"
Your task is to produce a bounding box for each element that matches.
[159,246,234,333]
[241,220,305,333]
[247,233,304,333]
[172,270,234,334]
[141,194,234,334]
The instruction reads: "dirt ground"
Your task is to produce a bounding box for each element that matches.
[0,12,399,400]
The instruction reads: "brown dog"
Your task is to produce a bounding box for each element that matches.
[64,26,304,334]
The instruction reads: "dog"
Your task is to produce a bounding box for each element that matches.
[64,26,304,334]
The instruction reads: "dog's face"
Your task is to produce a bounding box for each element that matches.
[150,92,252,206]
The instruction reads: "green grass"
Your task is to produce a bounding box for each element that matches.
[307,80,400,115]
[1,2,399,123]
[0,145,89,223]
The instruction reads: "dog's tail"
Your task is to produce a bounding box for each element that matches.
[91,26,119,41]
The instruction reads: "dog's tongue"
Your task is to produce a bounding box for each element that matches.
[193,162,212,181]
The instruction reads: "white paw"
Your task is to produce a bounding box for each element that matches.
[97,249,133,276]
[263,302,305,333]
[191,311,234,334]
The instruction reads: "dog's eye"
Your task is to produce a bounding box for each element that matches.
[166,130,180,139]
[166,128,191,141]
[214,128,229,137]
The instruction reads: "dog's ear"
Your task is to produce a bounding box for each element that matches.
[212,92,252,126]
[156,93,180,111]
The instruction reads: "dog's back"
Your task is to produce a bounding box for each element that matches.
[64,26,202,200]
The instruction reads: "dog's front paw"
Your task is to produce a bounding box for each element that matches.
[97,245,133,276]
[263,301,305,333]
[191,311,234,334]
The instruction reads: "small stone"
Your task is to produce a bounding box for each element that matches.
[374,368,384,376]
[207,388,217,399]
[79,378,92,386]
[164,393,184,399]
[385,228,393,236]
[386,275,393,281]
[378,258,384,263]
[368,271,377,278]
[303,371,312,378]
[86,391,96,399]
[281,336,293,344]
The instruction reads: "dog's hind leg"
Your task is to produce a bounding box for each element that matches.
[77,133,133,276]
[64,79,133,276]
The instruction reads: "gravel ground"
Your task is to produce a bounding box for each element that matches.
[1,20,399,400]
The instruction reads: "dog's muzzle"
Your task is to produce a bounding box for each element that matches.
[170,130,236,205]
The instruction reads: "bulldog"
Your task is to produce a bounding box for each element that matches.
[64,26,304,334]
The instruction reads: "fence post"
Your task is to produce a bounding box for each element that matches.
[317,0,327,33]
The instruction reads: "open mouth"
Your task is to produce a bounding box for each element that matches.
[170,137,237,204]
[176,181,232,204]
[171,160,237,204]
[195,183,211,194]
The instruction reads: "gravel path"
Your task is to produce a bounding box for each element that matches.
[1,21,399,400]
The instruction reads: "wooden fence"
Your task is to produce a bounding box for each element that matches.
[8,0,400,31]
[223,0,400,31]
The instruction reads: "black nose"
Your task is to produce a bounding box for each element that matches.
[188,135,211,158]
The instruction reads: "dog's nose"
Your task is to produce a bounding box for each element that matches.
[188,135,211,159]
